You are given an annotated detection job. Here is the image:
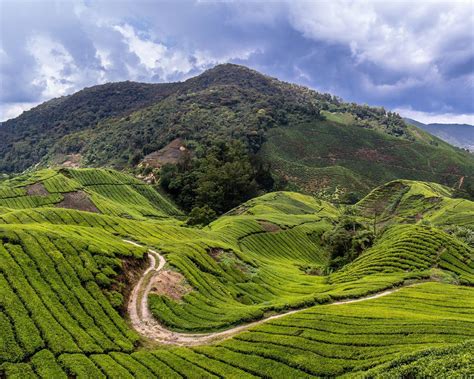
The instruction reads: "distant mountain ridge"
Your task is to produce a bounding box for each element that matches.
[404,118,474,151]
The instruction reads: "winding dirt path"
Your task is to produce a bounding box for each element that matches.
[124,240,405,346]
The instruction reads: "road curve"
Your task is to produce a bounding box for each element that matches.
[124,240,405,346]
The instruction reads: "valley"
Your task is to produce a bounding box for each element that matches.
[0,168,472,377]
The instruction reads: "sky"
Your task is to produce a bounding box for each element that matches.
[1,0,473,124]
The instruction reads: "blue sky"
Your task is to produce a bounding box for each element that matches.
[1,0,473,124]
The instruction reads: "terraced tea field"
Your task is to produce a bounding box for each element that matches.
[1,169,473,378]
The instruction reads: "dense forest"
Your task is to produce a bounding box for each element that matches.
[0,64,412,173]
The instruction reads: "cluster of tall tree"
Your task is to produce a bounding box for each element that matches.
[322,210,375,270]
[160,140,274,224]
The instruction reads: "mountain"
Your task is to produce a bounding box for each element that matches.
[0,167,473,377]
[404,118,474,151]
[2,64,473,204]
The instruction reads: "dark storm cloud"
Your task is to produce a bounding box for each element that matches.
[1,0,473,123]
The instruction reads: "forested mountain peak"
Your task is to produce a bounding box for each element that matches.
[0,64,404,172]
[184,63,276,89]
[1,64,473,207]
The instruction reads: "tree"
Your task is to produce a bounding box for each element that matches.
[160,140,261,214]
[370,198,386,237]
[322,212,375,270]
[187,205,217,226]
[340,192,361,205]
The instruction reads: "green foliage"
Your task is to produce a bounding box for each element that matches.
[339,191,361,204]
[367,341,474,378]
[186,205,217,226]
[330,224,474,285]
[0,168,182,220]
[262,119,474,200]
[444,225,474,247]
[207,283,474,378]
[161,140,264,214]
[356,179,474,228]
[452,180,474,201]
[0,81,174,172]
[322,211,375,269]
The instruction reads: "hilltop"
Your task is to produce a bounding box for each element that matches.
[0,167,472,377]
[2,64,473,205]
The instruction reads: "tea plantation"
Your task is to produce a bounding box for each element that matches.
[0,168,472,378]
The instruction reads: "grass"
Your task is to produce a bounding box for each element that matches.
[0,168,472,377]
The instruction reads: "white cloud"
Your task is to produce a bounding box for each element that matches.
[395,107,474,125]
[0,102,39,122]
[193,47,258,68]
[95,49,113,83]
[27,35,81,99]
[1,0,472,122]
[289,1,376,46]
[114,24,194,79]
[286,1,474,73]
[114,24,167,69]
[113,23,259,81]
[96,49,113,70]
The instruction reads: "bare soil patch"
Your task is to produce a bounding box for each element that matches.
[113,256,149,315]
[258,220,281,232]
[61,154,82,168]
[56,191,100,213]
[150,270,192,300]
[142,138,188,168]
[208,247,224,261]
[26,182,49,196]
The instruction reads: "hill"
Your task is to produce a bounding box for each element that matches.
[0,168,472,377]
[2,64,473,206]
[262,113,474,200]
[404,118,474,151]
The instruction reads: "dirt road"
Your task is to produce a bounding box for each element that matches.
[124,240,404,346]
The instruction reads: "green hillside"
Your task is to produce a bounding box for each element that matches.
[356,179,474,227]
[2,64,473,207]
[0,168,472,377]
[405,117,474,151]
[262,113,473,200]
